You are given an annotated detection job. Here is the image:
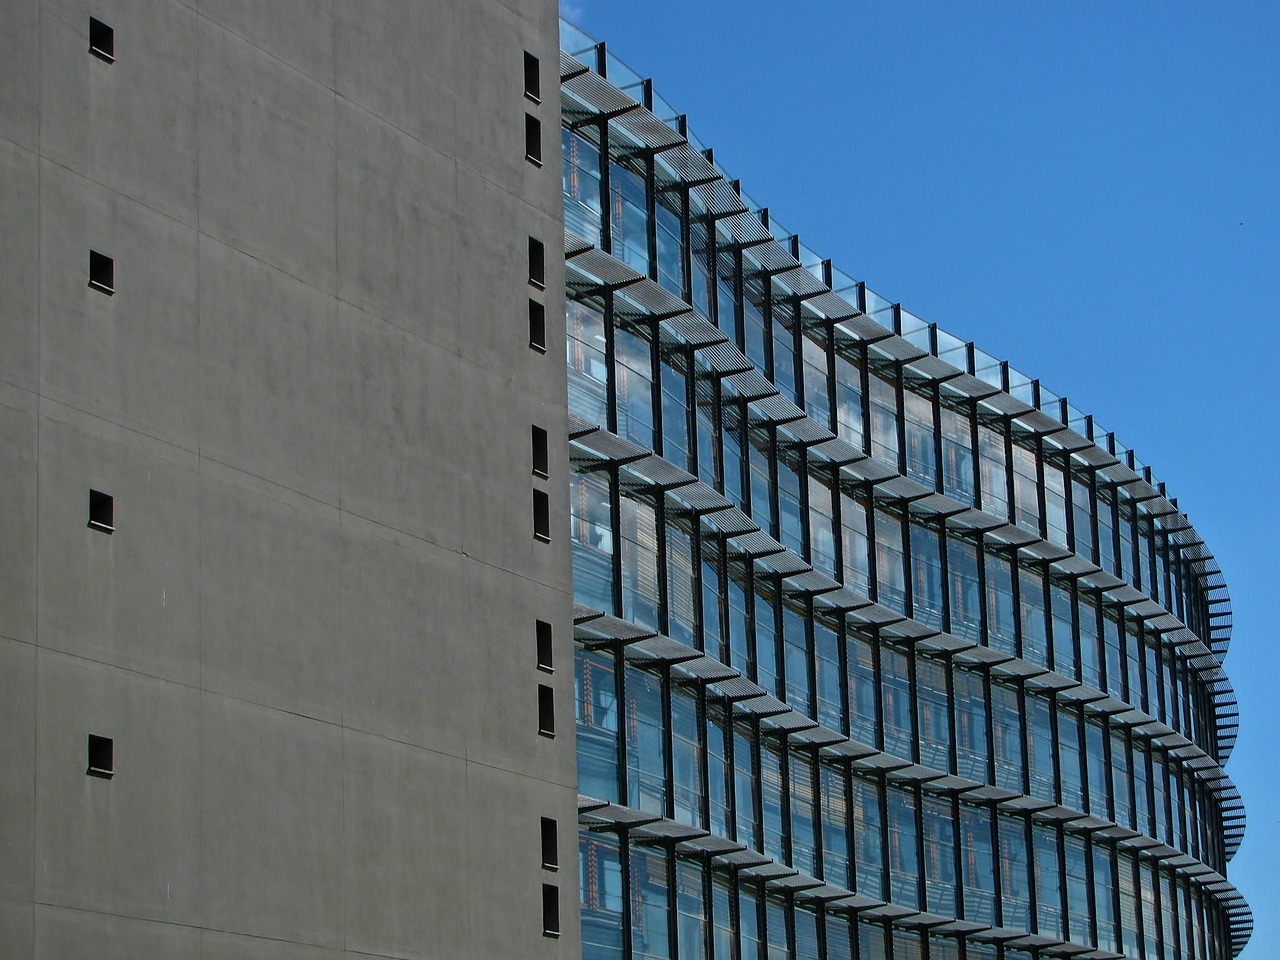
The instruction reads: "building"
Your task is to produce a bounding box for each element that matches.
[0,1,578,957]
[558,17,1251,960]
[0,3,1250,960]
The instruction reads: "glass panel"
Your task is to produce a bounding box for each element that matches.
[1063,834,1090,945]
[940,405,975,505]
[984,550,1016,657]
[754,584,779,697]
[954,669,989,783]
[852,777,884,899]
[886,783,919,909]
[614,322,654,448]
[1058,708,1083,811]
[707,706,731,837]
[1033,824,1063,939]
[676,858,707,960]
[807,474,837,578]
[563,129,603,246]
[655,198,685,297]
[666,520,696,646]
[833,350,864,448]
[946,536,981,643]
[626,668,666,815]
[631,844,670,960]
[839,491,871,595]
[570,469,614,613]
[820,764,849,886]
[801,330,830,427]
[619,496,660,631]
[960,804,995,925]
[576,646,619,801]
[790,751,817,877]
[903,389,936,487]
[567,300,609,425]
[813,617,842,731]
[671,685,702,827]
[869,369,900,466]
[1093,842,1117,954]
[1019,566,1048,667]
[580,829,625,960]
[760,740,785,862]
[880,644,913,760]
[661,352,691,471]
[916,655,951,772]
[847,633,878,747]
[874,509,906,613]
[991,682,1023,793]
[910,523,944,630]
[1027,696,1056,804]
[999,815,1030,931]
[734,729,758,849]
[923,794,957,915]
[609,160,649,273]
[782,600,810,716]
[978,423,1008,519]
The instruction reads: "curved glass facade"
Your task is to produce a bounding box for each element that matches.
[559,19,1249,960]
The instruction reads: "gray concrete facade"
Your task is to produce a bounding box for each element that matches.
[0,1,576,957]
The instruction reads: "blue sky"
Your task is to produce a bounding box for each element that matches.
[564,2,1279,952]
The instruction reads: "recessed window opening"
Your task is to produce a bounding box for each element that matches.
[525,114,543,166]
[88,489,114,533]
[528,299,546,352]
[536,620,553,673]
[89,17,114,62]
[541,817,558,869]
[532,425,549,478]
[524,51,541,102]
[537,684,555,737]
[528,237,545,289]
[533,490,551,542]
[89,250,114,295]
[87,734,114,778]
[542,883,560,936]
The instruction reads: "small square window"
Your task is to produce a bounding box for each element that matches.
[89,17,114,63]
[528,299,546,352]
[533,489,551,542]
[89,250,114,295]
[537,684,555,737]
[87,734,113,778]
[88,489,114,533]
[542,883,560,937]
[536,620,553,673]
[528,237,545,289]
[525,114,542,166]
[532,425,549,478]
[541,817,558,870]
[523,51,541,102]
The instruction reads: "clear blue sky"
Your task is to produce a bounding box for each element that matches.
[564,2,1279,953]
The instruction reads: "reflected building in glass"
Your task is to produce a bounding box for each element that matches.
[558,19,1250,960]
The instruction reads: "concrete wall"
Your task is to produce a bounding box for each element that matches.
[0,1,577,957]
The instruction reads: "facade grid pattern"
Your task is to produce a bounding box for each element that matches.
[558,18,1250,960]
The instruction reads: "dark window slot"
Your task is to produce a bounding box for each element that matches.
[528,237,545,289]
[89,250,114,295]
[532,425,549,478]
[536,620,553,673]
[528,299,546,352]
[533,490,551,542]
[541,817,558,869]
[525,114,542,166]
[88,489,114,533]
[87,734,114,778]
[524,51,541,102]
[537,684,555,737]
[89,17,114,62]
[542,884,560,937]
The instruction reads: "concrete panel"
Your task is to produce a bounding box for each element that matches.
[0,899,33,960]
[36,407,201,684]
[456,559,576,787]
[198,22,335,288]
[333,302,463,548]
[0,141,38,391]
[198,238,340,503]
[34,651,201,924]
[333,1,455,151]
[453,164,567,403]
[38,162,200,446]
[202,929,342,960]
[34,905,199,960]
[40,0,199,223]
[335,100,460,352]
[342,731,469,959]
[0,386,37,645]
[0,0,39,151]
[451,0,564,219]
[199,462,343,722]
[199,0,335,83]
[0,639,35,905]
[465,763,581,960]
[338,515,467,755]
[200,695,343,947]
